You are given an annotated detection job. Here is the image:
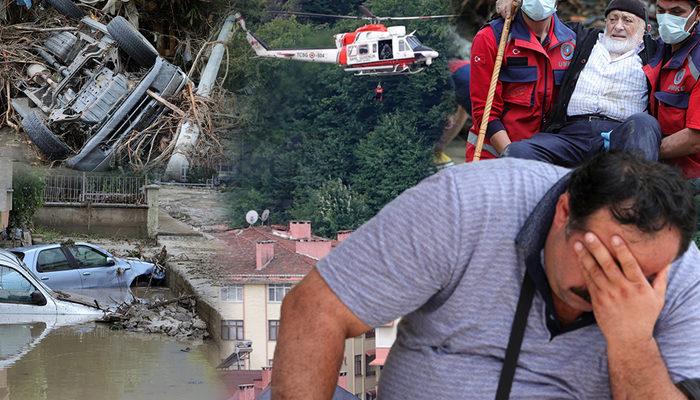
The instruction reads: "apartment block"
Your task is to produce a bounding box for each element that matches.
[217,221,333,370]
[218,223,382,399]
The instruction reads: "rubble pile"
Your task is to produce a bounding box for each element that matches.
[105,295,210,340]
[116,83,232,173]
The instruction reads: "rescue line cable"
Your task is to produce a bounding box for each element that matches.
[473,3,518,162]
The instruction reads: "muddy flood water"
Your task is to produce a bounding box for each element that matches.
[0,289,230,400]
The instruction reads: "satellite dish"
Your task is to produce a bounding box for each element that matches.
[261,209,270,223]
[246,210,259,225]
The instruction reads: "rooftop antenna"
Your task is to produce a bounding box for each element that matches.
[245,210,259,227]
[261,209,270,226]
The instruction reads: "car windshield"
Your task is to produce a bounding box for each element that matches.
[405,36,423,50]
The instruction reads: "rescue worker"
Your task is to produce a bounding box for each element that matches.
[647,0,700,180]
[468,0,576,160]
[374,82,384,102]
[434,59,471,166]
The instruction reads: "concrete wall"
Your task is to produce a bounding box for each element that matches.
[34,204,149,237]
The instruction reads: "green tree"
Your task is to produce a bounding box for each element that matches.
[290,178,370,238]
[352,112,434,213]
[9,166,45,229]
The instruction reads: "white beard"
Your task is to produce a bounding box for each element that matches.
[600,29,643,56]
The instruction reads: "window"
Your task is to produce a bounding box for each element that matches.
[268,320,280,341]
[0,266,36,304]
[268,283,292,302]
[354,355,362,376]
[365,329,375,338]
[398,40,406,52]
[36,248,73,273]
[221,320,244,340]
[406,36,423,50]
[366,354,376,376]
[359,45,369,55]
[372,43,377,53]
[66,245,109,268]
[221,285,243,302]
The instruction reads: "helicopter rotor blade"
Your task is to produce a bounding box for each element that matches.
[358,5,378,19]
[375,14,459,21]
[269,10,362,20]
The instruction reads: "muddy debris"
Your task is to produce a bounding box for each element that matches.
[103,295,209,340]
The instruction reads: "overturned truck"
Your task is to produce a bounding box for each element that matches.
[11,0,187,171]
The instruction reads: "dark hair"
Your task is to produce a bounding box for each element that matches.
[567,152,696,258]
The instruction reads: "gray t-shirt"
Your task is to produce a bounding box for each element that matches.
[317,158,700,399]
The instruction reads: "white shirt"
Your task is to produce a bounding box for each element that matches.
[567,34,648,121]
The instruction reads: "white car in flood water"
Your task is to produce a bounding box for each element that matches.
[0,250,104,317]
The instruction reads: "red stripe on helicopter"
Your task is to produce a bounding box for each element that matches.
[349,58,417,68]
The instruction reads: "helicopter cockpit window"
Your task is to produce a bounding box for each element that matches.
[359,45,369,55]
[406,36,423,50]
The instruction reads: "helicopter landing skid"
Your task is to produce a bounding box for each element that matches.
[347,64,424,76]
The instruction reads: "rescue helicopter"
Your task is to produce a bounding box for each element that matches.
[234,6,455,76]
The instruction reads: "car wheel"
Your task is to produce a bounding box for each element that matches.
[106,16,159,68]
[21,111,73,160]
[45,0,86,19]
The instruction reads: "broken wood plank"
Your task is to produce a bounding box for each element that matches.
[146,89,186,117]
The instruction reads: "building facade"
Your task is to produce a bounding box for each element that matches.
[217,222,381,399]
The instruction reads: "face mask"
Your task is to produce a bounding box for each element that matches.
[657,8,698,45]
[521,0,557,22]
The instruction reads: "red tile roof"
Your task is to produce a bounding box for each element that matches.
[216,226,329,283]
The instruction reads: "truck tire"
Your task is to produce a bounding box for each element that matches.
[21,111,72,160]
[107,16,159,68]
[45,0,86,19]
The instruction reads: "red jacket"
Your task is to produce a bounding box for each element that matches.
[468,12,576,160]
[644,30,700,179]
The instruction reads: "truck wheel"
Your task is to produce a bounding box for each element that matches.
[107,16,159,68]
[21,111,72,160]
[45,0,86,20]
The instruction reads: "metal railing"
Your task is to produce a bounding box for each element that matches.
[42,173,147,205]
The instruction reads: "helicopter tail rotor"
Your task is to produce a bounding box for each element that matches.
[234,12,247,31]
[234,14,271,55]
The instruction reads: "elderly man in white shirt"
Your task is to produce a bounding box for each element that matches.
[501,0,662,167]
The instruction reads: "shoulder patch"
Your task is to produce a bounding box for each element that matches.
[560,42,575,61]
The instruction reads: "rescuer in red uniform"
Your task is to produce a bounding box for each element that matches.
[468,0,576,160]
[647,0,700,180]
[374,82,384,102]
